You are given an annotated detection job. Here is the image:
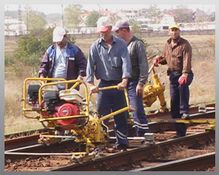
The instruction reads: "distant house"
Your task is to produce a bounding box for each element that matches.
[159,14,175,30]
[5,17,27,36]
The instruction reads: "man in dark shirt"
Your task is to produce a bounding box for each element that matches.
[154,24,194,137]
[113,20,149,137]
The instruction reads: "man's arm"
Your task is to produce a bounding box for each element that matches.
[75,46,87,77]
[135,41,148,96]
[182,41,192,74]
[118,45,131,89]
[86,45,99,93]
[136,40,148,85]
[38,49,50,78]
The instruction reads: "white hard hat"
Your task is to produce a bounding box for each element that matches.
[53,26,67,42]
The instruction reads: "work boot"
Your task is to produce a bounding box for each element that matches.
[175,123,187,137]
[181,113,190,119]
[106,144,128,153]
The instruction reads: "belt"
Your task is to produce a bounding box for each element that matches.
[101,79,121,83]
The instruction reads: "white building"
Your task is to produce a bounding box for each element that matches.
[5,17,28,36]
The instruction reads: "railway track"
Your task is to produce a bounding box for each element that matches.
[5,103,215,139]
[4,103,215,171]
[131,152,215,171]
[49,130,214,171]
[5,130,215,171]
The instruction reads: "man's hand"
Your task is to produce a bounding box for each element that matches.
[178,74,188,85]
[117,78,128,90]
[153,55,161,67]
[136,83,144,97]
[90,85,99,94]
[77,75,83,80]
[39,74,45,78]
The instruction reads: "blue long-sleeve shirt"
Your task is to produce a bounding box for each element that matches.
[86,36,131,83]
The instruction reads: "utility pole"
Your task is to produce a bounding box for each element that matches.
[25,5,29,33]
[61,4,64,27]
[18,5,22,35]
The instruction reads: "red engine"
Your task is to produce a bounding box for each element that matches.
[28,87,81,126]
[55,103,80,126]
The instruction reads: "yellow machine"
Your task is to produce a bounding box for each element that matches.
[22,78,130,158]
[143,65,168,112]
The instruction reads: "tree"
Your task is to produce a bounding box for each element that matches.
[195,9,210,22]
[64,4,82,28]
[23,8,47,32]
[14,28,53,68]
[208,12,215,22]
[146,5,161,23]
[166,8,194,23]
[85,11,101,27]
[129,19,141,34]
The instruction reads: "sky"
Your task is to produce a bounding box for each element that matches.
[4,4,215,15]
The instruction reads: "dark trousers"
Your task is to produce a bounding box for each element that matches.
[128,80,148,136]
[96,80,128,146]
[169,71,194,136]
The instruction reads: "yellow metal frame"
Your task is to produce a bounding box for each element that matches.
[23,78,91,130]
[22,78,131,149]
[96,85,130,122]
[143,65,168,112]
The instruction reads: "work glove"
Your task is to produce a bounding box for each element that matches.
[178,74,188,85]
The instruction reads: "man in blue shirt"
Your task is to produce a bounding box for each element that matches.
[39,27,87,84]
[86,16,132,151]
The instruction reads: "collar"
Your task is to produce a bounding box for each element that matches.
[167,37,183,45]
[127,36,137,45]
[98,35,116,44]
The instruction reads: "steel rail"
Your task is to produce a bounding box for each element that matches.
[5,110,215,151]
[132,152,215,171]
[50,130,214,171]
[5,103,215,139]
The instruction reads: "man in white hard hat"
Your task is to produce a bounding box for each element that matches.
[86,16,132,151]
[39,26,87,86]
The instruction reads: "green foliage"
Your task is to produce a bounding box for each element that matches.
[146,5,161,23]
[85,11,101,27]
[23,9,47,32]
[11,28,53,71]
[5,54,15,67]
[64,4,82,28]
[129,20,141,33]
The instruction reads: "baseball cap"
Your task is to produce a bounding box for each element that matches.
[96,16,113,32]
[53,26,67,42]
[113,20,130,32]
[169,24,180,30]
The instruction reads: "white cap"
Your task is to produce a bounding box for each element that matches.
[53,26,67,42]
[96,16,113,32]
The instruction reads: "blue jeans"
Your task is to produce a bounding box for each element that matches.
[96,80,128,146]
[128,80,148,136]
[169,71,194,136]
